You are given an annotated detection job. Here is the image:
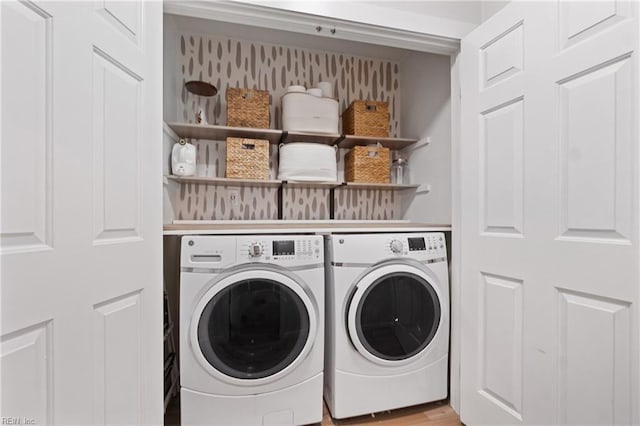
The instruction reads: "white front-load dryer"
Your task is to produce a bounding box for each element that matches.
[324,232,449,419]
[180,235,324,426]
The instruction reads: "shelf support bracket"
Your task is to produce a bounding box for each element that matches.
[329,188,335,220]
[277,184,284,219]
[278,130,289,145]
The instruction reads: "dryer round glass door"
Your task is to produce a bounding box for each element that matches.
[347,264,442,365]
[192,269,317,383]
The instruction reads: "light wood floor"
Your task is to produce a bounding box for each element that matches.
[165,395,462,425]
[320,399,460,426]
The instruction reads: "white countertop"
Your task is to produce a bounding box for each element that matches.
[163,220,451,235]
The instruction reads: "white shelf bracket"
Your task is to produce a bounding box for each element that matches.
[415,184,432,195]
[405,136,431,154]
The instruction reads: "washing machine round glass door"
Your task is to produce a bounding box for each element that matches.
[191,269,317,384]
[346,263,442,365]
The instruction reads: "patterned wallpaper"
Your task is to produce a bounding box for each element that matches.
[176,184,279,221]
[174,185,399,221]
[334,188,399,220]
[282,188,331,220]
[171,32,404,220]
[176,33,400,133]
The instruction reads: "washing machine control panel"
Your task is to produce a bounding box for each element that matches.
[239,236,323,264]
[181,235,323,269]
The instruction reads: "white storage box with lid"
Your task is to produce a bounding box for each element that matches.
[281,92,339,134]
[278,143,338,182]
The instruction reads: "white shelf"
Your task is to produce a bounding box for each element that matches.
[340,135,418,150]
[167,176,420,191]
[164,221,452,235]
[166,175,282,188]
[167,122,418,150]
[282,180,342,189]
[339,182,420,190]
[167,122,282,144]
[282,131,341,145]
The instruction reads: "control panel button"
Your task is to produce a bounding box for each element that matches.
[248,242,263,257]
[390,239,403,254]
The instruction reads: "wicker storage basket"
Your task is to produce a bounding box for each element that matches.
[225,137,270,180]
[344,145,390,183]
[342,100,389,137]
[226,88,270,128]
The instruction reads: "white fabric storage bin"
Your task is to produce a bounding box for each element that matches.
[278,143,338,182]
[281,92,339,134]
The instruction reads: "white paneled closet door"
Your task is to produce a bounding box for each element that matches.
[1,2,162,425]
[460,1,638,425]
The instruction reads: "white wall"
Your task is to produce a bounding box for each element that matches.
[230,0,479,39]
[373,1,481,24]
[232,0,512,34]
[162,124,178,225]
[162,14,179,225]
[481,0,510,22]
[163,14,179,122]
[400,52,452,224]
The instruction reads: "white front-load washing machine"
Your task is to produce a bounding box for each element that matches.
[180,235,324,425]
[324,232,449,419]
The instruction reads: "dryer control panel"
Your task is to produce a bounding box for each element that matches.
[329,232,447,264]
[407,234,446,254]
[384,234,446,259]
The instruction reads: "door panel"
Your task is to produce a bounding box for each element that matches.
[0,322,53,425]
[478,273,523,420]
[93,291,143,425]
[99,0,142,44]
[461,5,544,423]
[545,2,637,424]
[480,97,524,236]
[556,290,631,425]
[1,1,162,425]
[0,1,52,253]
[480,22,524,89]
[461,1,638,425]
[92,48,143,243]
[558,0,631,49]
[558,54,633,242]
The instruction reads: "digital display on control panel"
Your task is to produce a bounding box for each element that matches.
[273,240,295,256]
[408,237,426,251]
